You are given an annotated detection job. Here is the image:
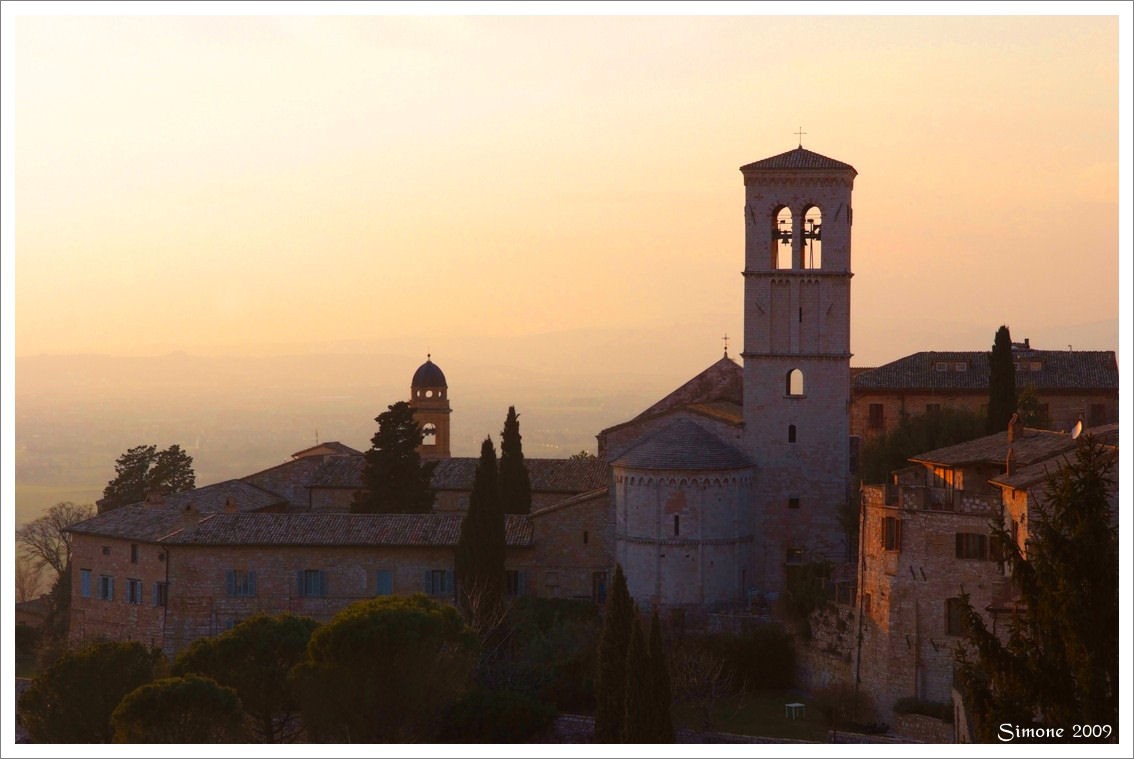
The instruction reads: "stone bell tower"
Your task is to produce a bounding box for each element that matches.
[410,355,451,460]
[740,144,857,593]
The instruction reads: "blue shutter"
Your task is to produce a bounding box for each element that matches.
[518,570,527,596]
[80,570,91,598]
[226,570,235,596]
[249,571,257,597]
[108,577,115,601]
[297,570,305,597]
[151,583,158,606]
[442,570,452,596]
[377,570,393,596]
[317,571,326,598]
[424,570,432,594]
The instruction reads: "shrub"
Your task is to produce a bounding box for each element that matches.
[685,624,796,692]
[439,688,556,742]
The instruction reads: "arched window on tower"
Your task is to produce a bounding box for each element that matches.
[788,424,797,443]
[802,205,822,269]
[773,206,793,270]
[786,369,804,397]
[422,424,437,447]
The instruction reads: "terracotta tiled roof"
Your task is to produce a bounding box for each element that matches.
[530,487,609,518]
[309,455,365,489]
[990,424,1119,490]
[612,356,743,431]
[67,480,289,540]
[242,457,329,508]
[162,512,533,547]
[685,401,744,426]
[613,418,753,471]
[740,147,857,173]
[909,427,1078,468]
[429,457,608,493]
[290,441,362,459]
[853,350,1118,392]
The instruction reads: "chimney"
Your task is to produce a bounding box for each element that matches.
[1006,412,1021,442]
[145,490,165,509]
[180,503,200,535]
[1005,447,1015,477]
[223,496,238,513]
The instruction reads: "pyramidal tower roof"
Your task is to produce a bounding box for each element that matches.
[740,147,856,173]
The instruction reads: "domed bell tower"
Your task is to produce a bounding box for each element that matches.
[410,355,451,460]
[740,144,857,593]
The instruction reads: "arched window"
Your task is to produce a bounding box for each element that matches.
[422,424,437,446]
[788,424,797,443]
[802,205,822,269]
[773,206,793,269]
[786,369,804,397]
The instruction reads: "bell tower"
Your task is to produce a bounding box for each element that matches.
[410,355,451,460]
[740,145,857,592]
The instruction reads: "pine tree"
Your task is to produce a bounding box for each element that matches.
[622,611,650,742]
[499,406,532,514]
[352,401,436,514]
[454,437,506,629]
[594,564,633,742]
[100,444,195,512]
[648,610,676,742]
[955,435,1118,741]
[986,324,1017,434]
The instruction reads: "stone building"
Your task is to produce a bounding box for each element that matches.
[851,343,1119,442]
[827,419,1119,725]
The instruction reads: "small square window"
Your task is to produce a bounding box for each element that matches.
[788,498,800,509]
[130,544,139,564]
[946,597,968,635]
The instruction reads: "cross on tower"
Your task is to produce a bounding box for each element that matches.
[795,126,807,148]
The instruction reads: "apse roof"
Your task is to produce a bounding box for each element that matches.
[612,418,753,471]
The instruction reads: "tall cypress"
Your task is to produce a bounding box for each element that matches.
[454,437,505,629]
[499,406,532,514]
[648,610,676,742]
[987,325,1017,434]
[622,612,650,742]
[353,401,435,514]
[594,564,633,742]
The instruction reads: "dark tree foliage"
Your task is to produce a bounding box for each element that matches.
[291,595,478,742]
[499,406,533,515]
[173,613,318,743]
[622,612,651,742]
[352,401,436,513]
[955,436,1118,742]
[16,501,94,651]
[18,641,161,743]
[648,611,676,742]
[1017,384,1053,430]
[858,406,986,485]
[438,688,556,743]
[987,324,1018,434]
[110,674,248,743]
[100,444,195,512]
[455,437,506,630]
[594,563,634,742]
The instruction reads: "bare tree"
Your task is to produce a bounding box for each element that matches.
[15,554,44,602]
[16,502,94,580]
[670,639,734,731]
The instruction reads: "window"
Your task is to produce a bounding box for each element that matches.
[882,516,902,551]
[227,570,258,597]
[80,569,92,598]
[505,570,526,597]
[955,532,989,560]
[788,497,800,509]
[788,424,797,443]
[130,544,139,564]
[945,597,967,636]
[868,404,884,429]
[673,514,680,536]
[786,369,804,397]
[592,571,608,604]
[126,578,143,605]
[424,569,451,597]
[153,582,168,607]
[773,206,793,269]
[98,575,114,601]
[934,362,949,372]
[953,362,968,372]
[583,530,589,545]
[785,548,804,565]
[545,571,561,597]
[926,403,941,414]
[298,569,326,598]
[376,569,393,596]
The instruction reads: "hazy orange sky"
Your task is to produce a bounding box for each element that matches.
[4,7,1127,370]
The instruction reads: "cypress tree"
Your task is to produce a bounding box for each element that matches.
[648,610,676,742]
[454,437,506,629]
[499,406,532,514]
[594,564,633,742]
[353,401,436,513]
[987,325,1017,434]
[622,611,650,742]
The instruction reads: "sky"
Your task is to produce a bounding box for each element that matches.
[4,4,1127,372]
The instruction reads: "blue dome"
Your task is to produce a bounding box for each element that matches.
[412,357,447,388]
